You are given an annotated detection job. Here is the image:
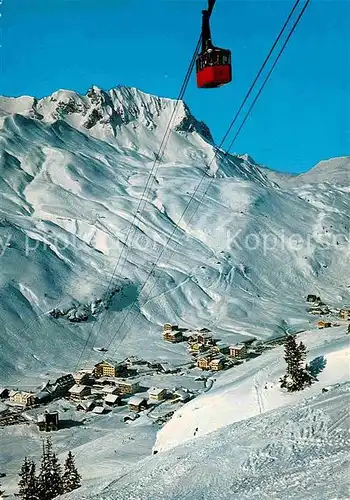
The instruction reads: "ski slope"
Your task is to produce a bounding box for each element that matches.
[0,86,349,385]
[62,326,349,500]
[154,325,349,452]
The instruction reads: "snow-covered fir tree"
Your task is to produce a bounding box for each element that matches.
[18,457,38,500]
[62,451,81,493]
[37,437,63,500]
[280,335,314,392]
[27,461,39,500]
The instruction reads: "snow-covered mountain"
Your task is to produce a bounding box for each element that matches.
[0,85,349,500]
[0,85,349,383]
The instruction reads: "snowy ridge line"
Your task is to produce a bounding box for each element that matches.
[74,37,203,371]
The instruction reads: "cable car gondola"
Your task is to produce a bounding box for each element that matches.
[196,1,232,89]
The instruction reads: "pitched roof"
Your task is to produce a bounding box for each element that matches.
[69,384,89,394]
[77,400,95,410]
[148,387,166,396]
[95,360,115,367]
[128,396,147,406]
[159,362,176,372]
[173,388,190,401]
[102,386,119,394]
[104,394,120,403]
[210,358,224,365]
[114,379,137,387]
[229,343,246,350]
[216,341,229,348]
[92,406,105,414]
[198,333,213,341]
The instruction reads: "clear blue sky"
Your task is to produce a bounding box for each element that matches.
[1,0,349,173]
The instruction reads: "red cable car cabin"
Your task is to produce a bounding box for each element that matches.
[196,5,232,89]
[196,48,231,89]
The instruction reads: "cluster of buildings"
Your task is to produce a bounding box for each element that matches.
[69,360,192,415]
[163,323,249,371]
[307,295,350,331]
[0,373,77,409]
[0,357,193,420]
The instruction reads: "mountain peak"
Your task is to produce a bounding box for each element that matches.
[290,156,350,187]
[0,85,213,144]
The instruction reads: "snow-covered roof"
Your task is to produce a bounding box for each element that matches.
[102,386,118,394]
[198,332,212,339]
[173,389,190,401]
[99,376,117,384]
[114,379,138,387]
[229,343,246,350]
[104,394,119,403]
[159,362,176,372]
[95,360,115,367]
[210,358,224,365]
[148,387,166,396]
[77,400,95,410]
[9,390,18,397]
[92,406,105,414]
[35,390,51,401]
[73,371,89,378]
[69,384,89,394]
[128,396,147,406]
[123,413,139,421]
[216,341,228,347]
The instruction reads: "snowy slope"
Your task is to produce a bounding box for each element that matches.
[0,85,349,384]
[154,325,349,453]
[60,326,350,500]
[70,389,350,500]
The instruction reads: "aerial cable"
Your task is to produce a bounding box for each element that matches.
[212,0,302,153]
[105,0,311,355]
[119,0,308,307]
[226,0,311,153]
[76,5,221,367]
[73,35,204,371]
[182,0,312,239]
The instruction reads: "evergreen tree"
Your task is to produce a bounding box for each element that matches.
[37,437,63,500]
[27,461,39,500]
[62,451,81,493]
[37,439,51,500]
[0,480,4,497]
[280,335,314,392]
[18,456,30,499]
[18,456,33,500]
[49,450,64,498]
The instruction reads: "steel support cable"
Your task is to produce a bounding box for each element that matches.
[106,0,311,356]
[73,37,202,371]
[182,0,312,244]
[226,0,311,154]
[125,0,308,308]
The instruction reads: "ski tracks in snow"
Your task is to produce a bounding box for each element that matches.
[253,365,270,414]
